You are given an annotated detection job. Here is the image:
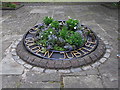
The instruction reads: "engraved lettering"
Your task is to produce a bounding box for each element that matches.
[78,48,87,55]
[85,41,96,48]
[26,42,35,47]
[44,51,53,58]
[29,30,37,34]
[59,52,66,59]
[25,37,34,42]
[65,52,74,59]
[71,50,81,57]
[82,47,93,52]
[31,46,41,52]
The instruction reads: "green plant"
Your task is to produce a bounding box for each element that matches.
[35,16,86,51]
[38,25,44,30]
[66,32,84,46]
[40,28,55,39]
[43,16,53,26]
[3,2,10,7]
[36,39,47,46]
[36,28,56,46]
[51,21,60,30]
[59,26,85,46]
[56,37,66,47]
[112,2,120,7]
[59,26,68,39]
[9,4,16,8]
[53,46,66,51]
[3,2,17,8]
[87,30,91,35]
[66,19,79,30]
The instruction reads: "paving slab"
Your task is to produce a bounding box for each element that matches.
[2,75,22,88]
[64,68,99,76]
[30,9,49,14]
[0,54,24,75]
[63,75,103,88]
[19,82,60,88]
[24,71,61,83]
[102,73,118,88]
[98,58,118,88]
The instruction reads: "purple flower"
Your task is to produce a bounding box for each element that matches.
[47,45,52,50]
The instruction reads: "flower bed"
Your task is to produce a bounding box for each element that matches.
[32,17,89,51]
[1,2,24,10]
[23,16,98,60]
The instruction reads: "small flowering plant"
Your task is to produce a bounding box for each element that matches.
[66,19,79,30]
[43,16,54,26]
[35,16,89,51]
[1,2,23,9]
[51,21,60,30]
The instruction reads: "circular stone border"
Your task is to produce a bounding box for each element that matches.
[15,37,106,70]
[11,35,112,73]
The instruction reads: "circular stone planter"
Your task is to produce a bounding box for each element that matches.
[16,22,106,69]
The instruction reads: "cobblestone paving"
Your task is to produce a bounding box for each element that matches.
[1,3,118,88]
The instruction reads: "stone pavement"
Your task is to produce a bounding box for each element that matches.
[1,3,119,88]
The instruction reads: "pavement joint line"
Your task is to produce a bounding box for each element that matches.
[97,23,113,39]
[61,74,97,77]
[21,69,29,81]
[4,43,13,55]
[42,81,60,83]
[43,69,46,73]
[97,68,106,88]
[97,74,104,88]
[0,16,11,23]
[60,75,64,88]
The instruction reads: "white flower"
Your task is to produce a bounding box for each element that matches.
[68,16,71,19]
[74,27,77,29]
[50,31,52,34]
[59,23,62,25]
[52,27,55,30]
[41,36,43,37]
